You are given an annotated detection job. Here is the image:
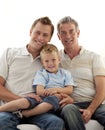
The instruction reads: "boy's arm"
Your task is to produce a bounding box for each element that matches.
[46,85,73,95]
[36,85,74,96]
[36,85,46,96]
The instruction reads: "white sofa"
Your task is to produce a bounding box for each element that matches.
[17,124,40,130]
[17,120,104,130]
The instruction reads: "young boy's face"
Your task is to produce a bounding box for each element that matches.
[41,52,60,73]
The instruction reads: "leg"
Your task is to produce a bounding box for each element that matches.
[0,98,30,112]
[22,102,53,117]
[61,104,86,130]
[24,113,65,130]
[0,112,20,130]
[92,103,105,128]
[22,95,60,117]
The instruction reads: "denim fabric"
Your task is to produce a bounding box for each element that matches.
[26,95,60,111]
[43,96,60,111]
[25,97,39,109]
[0,112,64,130]
[61,102,105,130]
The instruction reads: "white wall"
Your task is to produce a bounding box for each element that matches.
[0,0,105,56]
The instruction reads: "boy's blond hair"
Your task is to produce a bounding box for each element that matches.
[40,44,59,59]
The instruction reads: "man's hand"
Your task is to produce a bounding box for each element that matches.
[59,93,74,108]
[79,109,92,123]
[26,93,42,102]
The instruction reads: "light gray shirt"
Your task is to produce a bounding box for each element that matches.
[0,46,42,104]
[60,47,105,102]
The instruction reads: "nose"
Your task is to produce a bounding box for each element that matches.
[66,32,72,38]
[48,61,53,66]
[38,34,44,41]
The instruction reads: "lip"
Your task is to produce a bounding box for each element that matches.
[48,67,54,68]
[64,40,73,44]
[37,42,43,46]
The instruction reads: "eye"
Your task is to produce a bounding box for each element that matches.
[69,29,75,35]
[35,31,40,35]
[52,59,56,61]
[45,60,49,63]
[43,33,49,37]
[60,31,66,35]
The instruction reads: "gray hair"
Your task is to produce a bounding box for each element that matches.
[57,16,79,33]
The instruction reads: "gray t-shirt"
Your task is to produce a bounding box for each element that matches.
[0,46,42,105]
[60,47,105,102]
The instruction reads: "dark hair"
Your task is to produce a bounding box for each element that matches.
[31,16,54,37]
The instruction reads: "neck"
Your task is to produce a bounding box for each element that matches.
[65,46,81,59]
[27,45,40,59]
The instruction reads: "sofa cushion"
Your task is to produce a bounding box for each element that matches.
[85,120,104,130]
[17,124,40,130]
[17,120,104,130]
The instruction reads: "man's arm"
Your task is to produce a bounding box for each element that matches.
[0,76,21,102]
[87,76,105,113]
[81,76,105,123]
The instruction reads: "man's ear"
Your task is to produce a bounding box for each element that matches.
[57,33,61,40]
[77,30,80,38]
[30,29,33,36]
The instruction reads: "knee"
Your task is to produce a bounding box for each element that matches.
[0,112,19,124]
[56,116,64,125]
[62,104,76,112]
[51,114,64,125]
[0,112,11,119]
[53,116,65,129]
[44,115,64,130]
[61,104,78,117]
[0,112,12,125]
[43,96,60,111]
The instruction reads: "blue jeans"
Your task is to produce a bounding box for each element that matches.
[0,112,64,130]
[60,102,105,130]
[26,95,60,111]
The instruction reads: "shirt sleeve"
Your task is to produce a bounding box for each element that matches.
[32,69,46,87]
[93,54,105,76]
[0,48,12,79]
[64,69,76,87]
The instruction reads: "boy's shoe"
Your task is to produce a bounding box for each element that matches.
[13,110,23,118]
